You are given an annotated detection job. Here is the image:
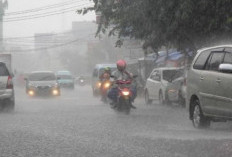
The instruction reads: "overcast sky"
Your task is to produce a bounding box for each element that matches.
[3,0,95,38]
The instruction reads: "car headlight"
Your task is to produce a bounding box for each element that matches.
[28,90,35,96]
[52,89,59,95]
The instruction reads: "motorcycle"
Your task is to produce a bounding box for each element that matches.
[100,80,112,103]
[113,79,135,114]
[77,77,86,86]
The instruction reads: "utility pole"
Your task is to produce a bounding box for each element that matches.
[0,0,8,52]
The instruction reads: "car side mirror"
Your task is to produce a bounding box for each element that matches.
[219,64,232,73]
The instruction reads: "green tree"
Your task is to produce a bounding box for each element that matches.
[79,0,232,53]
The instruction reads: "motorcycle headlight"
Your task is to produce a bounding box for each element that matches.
[122,91,130,96]
[97,82,102,88]
[104,83,110,88]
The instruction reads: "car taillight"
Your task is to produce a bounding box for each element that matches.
[7,76,13,89]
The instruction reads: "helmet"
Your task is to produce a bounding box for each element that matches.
[116,59,126,71]
[104,67,111,72]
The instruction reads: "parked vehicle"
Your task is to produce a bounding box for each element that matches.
[91,64,116,96]
[26,71,60,97]
[144,67,183,105]
[0,62,15,111]
[187,45,232,128]
[166,69,186,107]
[56,71,75,89]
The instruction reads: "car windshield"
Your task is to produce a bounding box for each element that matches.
[57,75,72,80]
[163,69,183,81]
[29,73,56,81]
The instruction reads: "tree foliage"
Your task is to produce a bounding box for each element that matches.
[79,0,232,53]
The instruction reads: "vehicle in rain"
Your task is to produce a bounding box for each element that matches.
[56,71,75,89]
[76,76,86,86]
[144,67,184,105]
[91,64,116,96]
[166,68,186,107]
[0,62,15,111]
[25,71,60,97]
[187,45,232,128]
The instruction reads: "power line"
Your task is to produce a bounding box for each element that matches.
[4,3,89,19]
[2,38,82,52]
[3,0,86,16]
[3,4,91,22]
[0,31,95,41]
[4,4,88,20]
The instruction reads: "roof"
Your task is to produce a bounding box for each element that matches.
[56,71,72,75]
[30,71,55,74]
[95,64,116,68]
[152,67,184,71]
[198,45,232,53]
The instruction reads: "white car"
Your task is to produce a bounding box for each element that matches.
[144,67,183,105]
[0,62,15,111]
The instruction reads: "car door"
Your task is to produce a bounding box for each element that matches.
[201,51,225,115]
[146,70,158,99]
[152,70,161,99]
[215,48,232,117]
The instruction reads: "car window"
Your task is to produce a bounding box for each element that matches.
[29,73,56,81]
[206,52,225,71]
[0,63,9,76]
[223,47,232,64]
[163,69,183,81]
[193,50,211,70]
[193,48,224,70]
[150,70,161,81]
[57,75,72,80]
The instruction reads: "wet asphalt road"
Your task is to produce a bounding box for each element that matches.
[0,85,232,157]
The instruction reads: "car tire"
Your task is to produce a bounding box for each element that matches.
[145,90,152,105]
[159,91,164,105]
[192,99,210,128]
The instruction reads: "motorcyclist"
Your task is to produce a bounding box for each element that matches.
[100,67,111,81]
[100,67,112,102]
[108,59,137,109]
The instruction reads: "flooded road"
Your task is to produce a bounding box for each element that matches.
[0,85,231,157]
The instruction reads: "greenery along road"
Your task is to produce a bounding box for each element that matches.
[79,0,232,53]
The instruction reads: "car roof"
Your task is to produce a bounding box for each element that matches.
[30,71,55,74]
[152,67,184,71]
[95,64,116,69]
[198,45,232,53]
[56,71,72,75]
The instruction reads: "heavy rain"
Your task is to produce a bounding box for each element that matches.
[0,0,232,157]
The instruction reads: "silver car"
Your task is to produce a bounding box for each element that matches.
[0,62,15,111]
[187,45,232,128]
[26,71,61,97]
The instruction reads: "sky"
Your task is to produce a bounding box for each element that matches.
[3,0,95,38]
